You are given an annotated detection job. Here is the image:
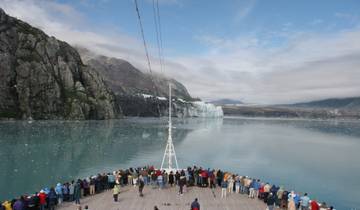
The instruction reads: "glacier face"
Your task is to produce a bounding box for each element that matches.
[137,93,223,118]
[188,101,224,118]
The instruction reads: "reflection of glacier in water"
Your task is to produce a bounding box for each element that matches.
[0,117,359,209]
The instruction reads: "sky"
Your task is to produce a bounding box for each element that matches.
[1,0,360,104]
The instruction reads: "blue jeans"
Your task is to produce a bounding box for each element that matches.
[40,204,45,210]
[144,176,148,185]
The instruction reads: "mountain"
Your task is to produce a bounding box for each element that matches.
[0,8,119,120]
[0,8,222,119]
[288,97,360,110]
[77,47,199,117]
[77,47,192,101]
[222,97,360,119]
[209,99,243,106]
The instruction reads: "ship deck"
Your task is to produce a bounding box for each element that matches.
[58,185,269,210]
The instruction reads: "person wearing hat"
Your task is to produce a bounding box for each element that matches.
[55,183,63,205]
[38,190,47,210]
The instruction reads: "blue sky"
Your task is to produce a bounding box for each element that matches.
[1,0,360,103]
[55,0,360,55]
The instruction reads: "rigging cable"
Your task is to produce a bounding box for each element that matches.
[152,0,164,74]
[134,0,162,116]
[156,0,165,73]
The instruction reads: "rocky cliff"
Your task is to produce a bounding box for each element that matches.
[78,47,192,101]
[0,9,120,120]
[77,48,203,117]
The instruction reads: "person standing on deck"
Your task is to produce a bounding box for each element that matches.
[228,176,234,194]
[108,172,115,189]
[249,179,255,198]
[48,188,57,210]
[209,170,216,189]
[263,183,271,202]
[69,181,75,201]
[276,186,284,207]
[89,177,95,195]
[190,198,200,210]
[2,200,12,210]
[254,179,261,198]
[157,173,164,189]
[55,183,63,204]
[300,193,310,210]
[12,196,25,210]
[216,170,223,187]
[235,176,240,193]
[112,183,120,202]
[175,171,180,185]
[266,193,276,210]
[221,179,228,198]
[287,192,296,210]
[139,175,145,197]
[169,171,174,187]
[38,190,47,210]
[74,180,81,204]
[310,199,320,210]
[179,173,186,195]
[244,177,252,195]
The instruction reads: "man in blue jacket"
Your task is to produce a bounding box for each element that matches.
[190,198,200,210]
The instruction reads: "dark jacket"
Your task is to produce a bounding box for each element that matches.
[12,200,24,210]
[267,194,276,206]
[48,190,57,205]
[191,200,200,210]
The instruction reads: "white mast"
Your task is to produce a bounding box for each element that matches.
[160,84,179,171]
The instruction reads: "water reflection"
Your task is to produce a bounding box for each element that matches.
[0,119,193,200]
[0,117,359,209]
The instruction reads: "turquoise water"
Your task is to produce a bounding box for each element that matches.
[0,117,359,209]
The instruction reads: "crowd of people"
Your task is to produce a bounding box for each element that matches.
[1,165,334,210]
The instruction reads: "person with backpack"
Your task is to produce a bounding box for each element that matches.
[190,198,200,210]
[266,193,276,210]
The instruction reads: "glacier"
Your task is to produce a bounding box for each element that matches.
[139,93,223,118]
[189,101,224,118]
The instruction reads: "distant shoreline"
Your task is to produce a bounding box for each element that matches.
[222,105,360,120]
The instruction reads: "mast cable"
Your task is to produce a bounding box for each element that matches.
[134,0,162,116]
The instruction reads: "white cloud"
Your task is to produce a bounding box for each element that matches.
[335,12,358,22]
[1,0,360,104]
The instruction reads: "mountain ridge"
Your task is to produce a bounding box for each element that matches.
[209,99,243,106]
[0,8,211,119]
[0,8,119,120]
[286,96,360,109]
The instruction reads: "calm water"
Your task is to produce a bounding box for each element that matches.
[0,117,359,209]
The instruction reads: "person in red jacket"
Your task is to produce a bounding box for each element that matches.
[38,190,47,210]
[310,199,320,210]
